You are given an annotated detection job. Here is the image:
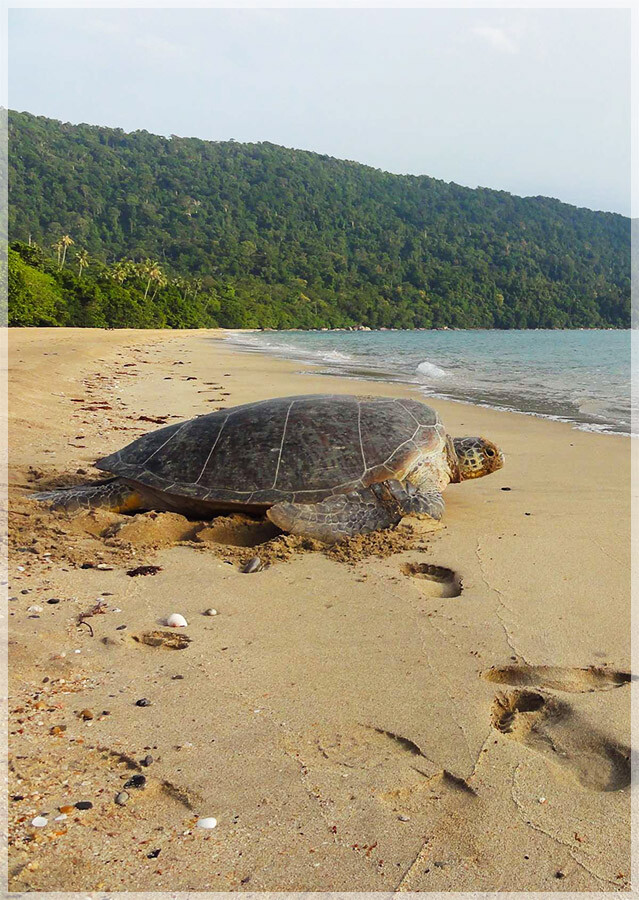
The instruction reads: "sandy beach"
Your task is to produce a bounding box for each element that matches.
[7,327,631,892]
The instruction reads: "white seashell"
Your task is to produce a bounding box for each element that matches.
[196,816,217,829]
[166,613,188,628]
[27,606,43,613]
[54,814,67,822]
[31,816,48,827]
[204,608,218,616]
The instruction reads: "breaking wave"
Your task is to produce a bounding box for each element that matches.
[416,360,448,379]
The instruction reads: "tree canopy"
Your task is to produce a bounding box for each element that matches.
[8,109,630,329]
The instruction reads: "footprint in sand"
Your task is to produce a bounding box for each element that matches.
[482,663,630,693]
[401,562,462,598]
[303,723,475,795]
[491,688,630,792]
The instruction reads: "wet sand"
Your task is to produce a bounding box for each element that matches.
[7,328,631,891]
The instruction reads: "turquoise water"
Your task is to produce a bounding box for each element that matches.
[226,329,633,435]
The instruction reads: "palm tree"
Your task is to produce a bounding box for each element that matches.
[151,270,168,301]
[137,260,164,300]
[109,259,134,284]
[52,240,63,268]
[59,234,74,269]
[171,276,188,300]
[75,248,90,278]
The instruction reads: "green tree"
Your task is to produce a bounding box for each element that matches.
[59,234,74,269]
[75,248,89,278]
[7,110,630,330]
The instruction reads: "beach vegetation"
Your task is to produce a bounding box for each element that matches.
[8,110,630,329]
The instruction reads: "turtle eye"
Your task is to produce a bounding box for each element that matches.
[485,448,495,457]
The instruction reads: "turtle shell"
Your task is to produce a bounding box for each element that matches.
[96,394,446,506]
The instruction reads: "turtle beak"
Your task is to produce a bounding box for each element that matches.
[489,447,505,474]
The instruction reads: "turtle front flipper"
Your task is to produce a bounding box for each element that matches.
[32,478,145,514]
[267,480,444,544]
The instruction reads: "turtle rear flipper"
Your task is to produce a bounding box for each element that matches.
[268,481,444,544]
[33,478,144,513]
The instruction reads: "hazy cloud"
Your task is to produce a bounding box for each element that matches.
[81,17,122,38]
[472,24,519,54]
[134,34,186,60]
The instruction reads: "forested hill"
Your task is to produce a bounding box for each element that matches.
[8,109,630,329]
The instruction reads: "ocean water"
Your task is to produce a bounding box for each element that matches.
[225,329,633,436]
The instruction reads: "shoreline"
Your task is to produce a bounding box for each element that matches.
[220,328,632,437]
[8,328,631,892]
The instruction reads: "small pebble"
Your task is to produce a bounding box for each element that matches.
[140,754,153,767]
[397,814,410,822]
[80,709,94,720]
[127,565,162,577]
[136,698,152,707]
[166,613,188,628]
[21,589,31,595]
[115,791,129,806]
[96,563,113,570]
[124,775,146,790]
[147,849,161,859]
[47,598,61,605]
[196,816,217,829]
[116,625,127,631]
[204,608,218,617]
[75,801,93,810]
[53,814,67,822]
[59,805,75,814]
[241,557,262,574]
[27,605,43,613]
[31,816,47,827]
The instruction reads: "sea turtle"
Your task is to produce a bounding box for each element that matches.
[33,394,504,543]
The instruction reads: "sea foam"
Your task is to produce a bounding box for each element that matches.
[417,360,448,379]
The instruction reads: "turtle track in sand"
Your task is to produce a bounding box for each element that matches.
[490,688,630,792]
[401,562,462,598]
[482,664,630,693]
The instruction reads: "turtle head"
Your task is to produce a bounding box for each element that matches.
[453,437,504,481]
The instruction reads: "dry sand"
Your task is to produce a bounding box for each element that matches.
[7,327,631,892]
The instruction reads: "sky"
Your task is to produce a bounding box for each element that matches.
[8,8,631,215]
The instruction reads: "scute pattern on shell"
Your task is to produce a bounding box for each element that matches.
[96,394,445,506]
